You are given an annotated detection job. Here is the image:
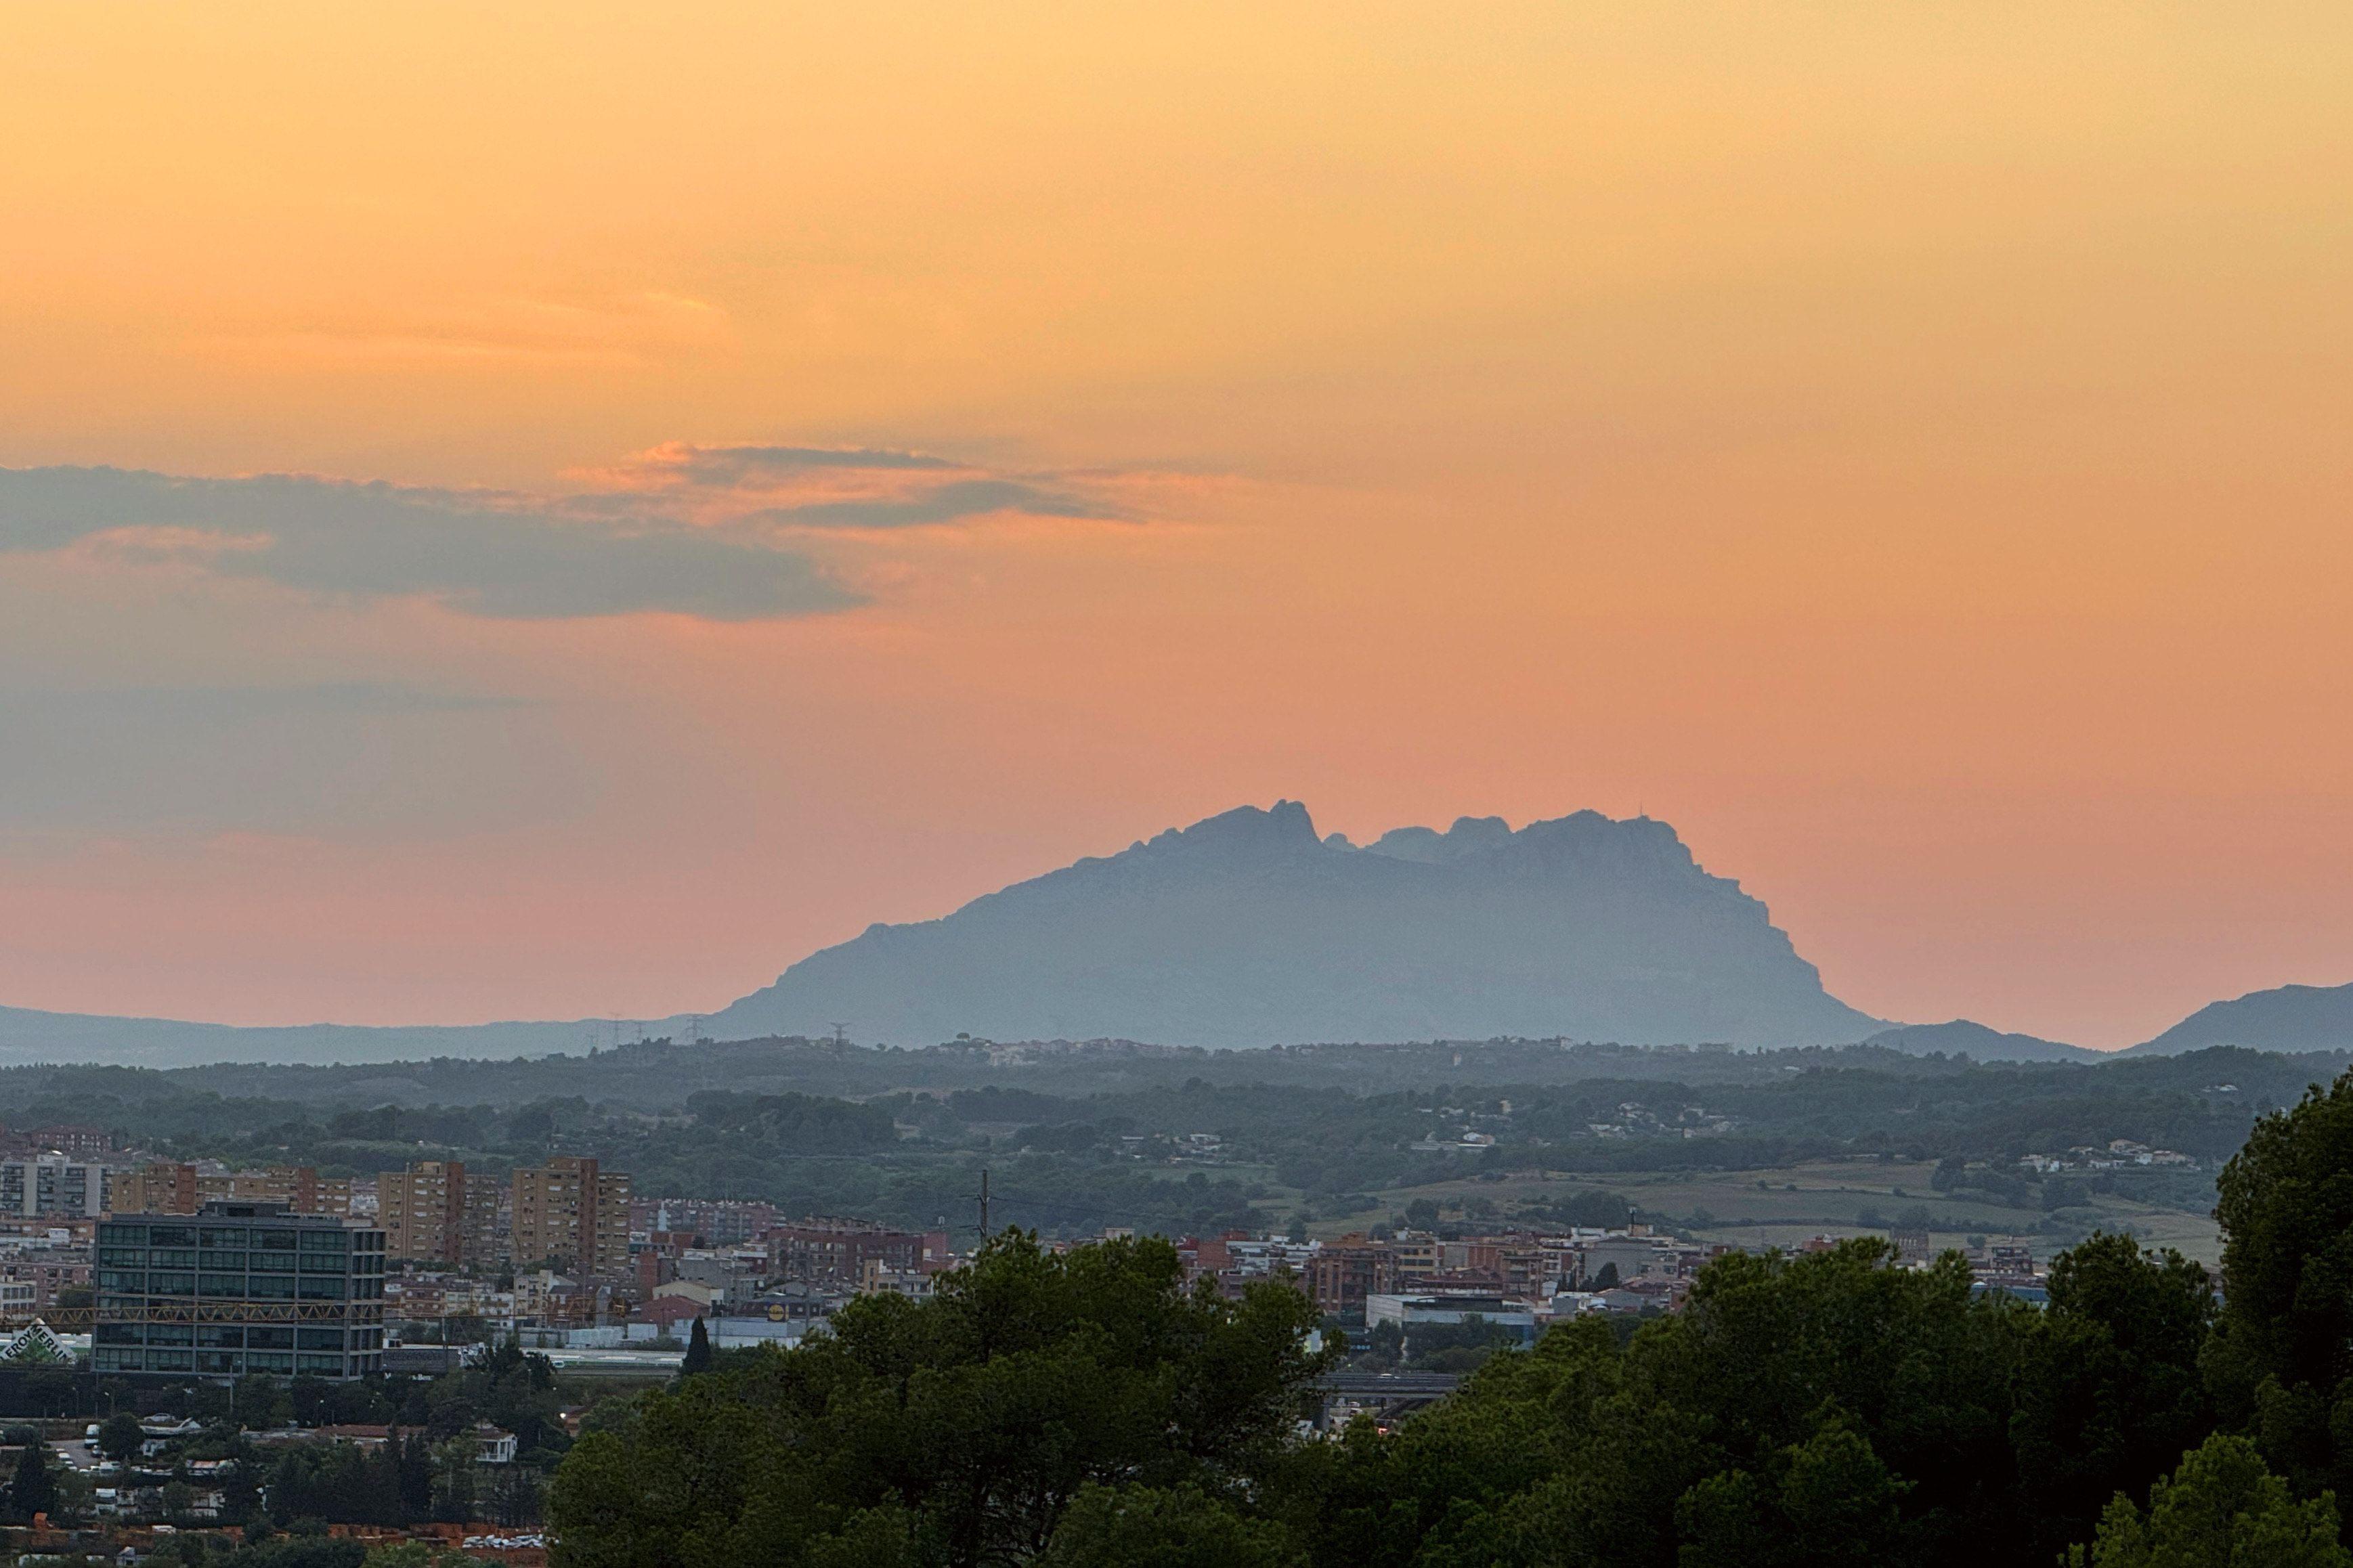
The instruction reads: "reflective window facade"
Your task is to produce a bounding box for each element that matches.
[93,1201,385,1380]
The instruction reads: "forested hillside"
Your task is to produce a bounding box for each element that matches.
[0,1044,2333,1241]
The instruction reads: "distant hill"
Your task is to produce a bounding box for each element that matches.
[1863,1019,2100,1064]
[0,1004,590,1069]
[710,802,1884,1050]
[2125,980,2353,1056]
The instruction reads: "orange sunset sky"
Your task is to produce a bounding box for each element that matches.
[3,3,2352,1048]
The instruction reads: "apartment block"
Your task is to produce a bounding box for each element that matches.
[3,1251,92,1309]
[381,1162,467,1264]
[632,1198,779,1246]
[1387,1235,1441,1279]
[110,1163,349,1217]
[110,1162,200,1217]
[20,1126,110,1158]
[379,1160,503,1265]
[1308,1238,1399,1313]
[511,1158,630,1276]
[201,1167,353,1215]
[766,1219,926,1288]
[0,1156,110,1219]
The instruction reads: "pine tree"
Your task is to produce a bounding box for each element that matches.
[683,1315,714,1376]
[397,1429,435,1519]
[12,1439,57,1523]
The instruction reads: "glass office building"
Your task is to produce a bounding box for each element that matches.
[93,1201,387,1380]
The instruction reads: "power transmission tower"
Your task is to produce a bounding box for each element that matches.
[976,1167,991,1241]
[829,1022,850,1049]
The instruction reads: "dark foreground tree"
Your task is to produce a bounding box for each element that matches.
[1041,1483,1304,1568]
[1675,1410,1908,1568]
[1266,1239,2023,1568]
[544,1223,2283,1568]
[2205,1066,2353,1500]
[2067,1433,2349,1568]
[681,1315,712,1376]
[2011,1231,2218,1559]
[548,1230,1331,1568]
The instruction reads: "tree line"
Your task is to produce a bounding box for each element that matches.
[12,1045,2339,1244]
[544,1065,2353,1567]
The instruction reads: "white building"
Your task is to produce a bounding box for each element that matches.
[0,1156,108,1219]
[1364,1292,1538,1343]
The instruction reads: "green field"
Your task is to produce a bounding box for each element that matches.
[1294,1158,2222,1267]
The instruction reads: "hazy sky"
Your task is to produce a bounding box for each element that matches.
[4,3,2352,1047]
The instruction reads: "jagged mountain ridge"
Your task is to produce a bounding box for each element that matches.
[20,801,2343,1066]
[710,801,1886,1049]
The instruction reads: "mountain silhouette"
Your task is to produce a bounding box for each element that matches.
[2125,980,2353,1055]
[710,801,1885,1049]
[1862,1019,2098,1064]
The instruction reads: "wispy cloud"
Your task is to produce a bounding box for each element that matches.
[749,477,1105,530]
[0,443,1167,623]
[0,466,852,621]
[574,441,1137,533]
[646,445,957,480]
